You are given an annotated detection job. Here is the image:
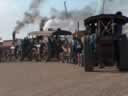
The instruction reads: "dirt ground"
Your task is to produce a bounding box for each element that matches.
[0,62,127,96]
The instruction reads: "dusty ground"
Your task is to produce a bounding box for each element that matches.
[0,62,127,96]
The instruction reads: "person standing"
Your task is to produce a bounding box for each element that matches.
[73,37,83,65]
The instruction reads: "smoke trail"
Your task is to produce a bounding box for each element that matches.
[14,0,44,33]
[30,0,43,10]
[43,6,95,32]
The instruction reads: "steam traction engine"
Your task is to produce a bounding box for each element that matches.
[84,12,128,72]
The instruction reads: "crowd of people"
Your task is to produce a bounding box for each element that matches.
[0,35,83,65]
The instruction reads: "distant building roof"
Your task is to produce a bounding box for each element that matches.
[2,40,13,47]
[28,31,53,37]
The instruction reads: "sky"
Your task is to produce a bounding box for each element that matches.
[0,0,100,40]
[0,0,128,40]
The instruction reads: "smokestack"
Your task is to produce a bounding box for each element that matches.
[77,22,79,32]
[12,31,16,43]
[40,19,44,31]
[40,17,48,31]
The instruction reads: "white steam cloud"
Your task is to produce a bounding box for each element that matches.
[43,5,96,32]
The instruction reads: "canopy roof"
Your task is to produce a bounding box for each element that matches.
[84,14,128,25]
[28,31,53,37]
[52,29,72,36]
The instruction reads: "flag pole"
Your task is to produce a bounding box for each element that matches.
[102,0,106,14]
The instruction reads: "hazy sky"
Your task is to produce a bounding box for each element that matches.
[0,0,100,40]
[0,0,128,40]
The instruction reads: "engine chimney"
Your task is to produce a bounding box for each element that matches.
[40,18,48,31]
[12,31,16,45]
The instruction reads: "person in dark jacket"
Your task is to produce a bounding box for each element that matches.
[20,38,34,61]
